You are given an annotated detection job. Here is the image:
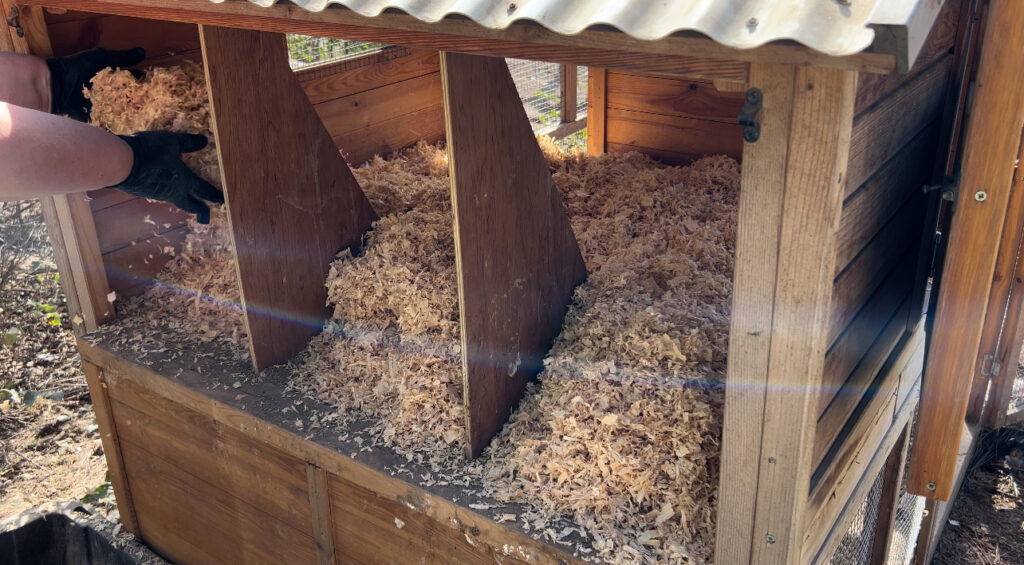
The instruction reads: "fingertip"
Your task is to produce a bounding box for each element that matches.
[179,133,209,153]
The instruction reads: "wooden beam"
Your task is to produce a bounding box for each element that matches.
[559,63,578,124]
[440,52,587,457]
[1,1,114,334]
[306,463,337,565]
[81,361,140,535]
[716,63,857,565]
[200,26,377,371]
[908,0,1024,500]
[26,0,896,74]
[585,67,607,155]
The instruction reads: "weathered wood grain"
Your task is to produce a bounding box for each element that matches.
[200,25,377,371]
[440,52,587,456]
[716,63,796,565]
[100,225,188,297]
[605,107,744,164]
[92,198,188,255]
[585,67,607,155]
[908,0,1024,499]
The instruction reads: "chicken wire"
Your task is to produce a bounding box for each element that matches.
[829,467,886,565]
[886,411,926,565]
[506,59,588,133]
[286,35,383,69]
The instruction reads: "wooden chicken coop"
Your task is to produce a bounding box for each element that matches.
[3,0,1023,563]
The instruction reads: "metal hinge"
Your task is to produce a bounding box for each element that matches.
[738,88,763,143]
[6,6,22,38]
[981,354,1002,378]
[923,174,958,202]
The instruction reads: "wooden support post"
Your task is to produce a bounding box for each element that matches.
[1,1,114,334]
[82,361,140,535]
[306,463,336,565]
[200,26,377,371]
[586,67,606,155]
[908,0,1024,499]
[559,63,577,124]
[870,422,911,565]
[716,63,856,565]
[440,52,587,457]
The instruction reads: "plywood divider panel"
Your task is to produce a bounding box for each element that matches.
[440,52,587,457]
[200,25,377,371]
[909,0,1024,499]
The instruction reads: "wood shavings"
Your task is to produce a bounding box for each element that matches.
[289,139,739,563]
[482,149,740,564]
[87,63,247,359]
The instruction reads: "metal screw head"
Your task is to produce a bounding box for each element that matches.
[747,17,759,28]
[766,534,776,544]
[975,190,988,202]
[926,482,937,491]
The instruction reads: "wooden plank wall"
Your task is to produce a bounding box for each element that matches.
[587,70,745,165]
[44,11,443,299]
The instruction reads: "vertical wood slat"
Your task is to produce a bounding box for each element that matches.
[908,0,1024,499]
[586,67,606,155]
[715,63,796,565]
[1,1,114,334]
[199,25,377,371]
[869,422,911,565]
[306,463,337,565]
[82,361,140,535]
[440,52,587,456]
[559,63,577,124]
[717,63,856,565]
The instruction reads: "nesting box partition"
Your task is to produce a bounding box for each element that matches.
[3,0,990,563]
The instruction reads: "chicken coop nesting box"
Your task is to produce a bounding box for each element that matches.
[4,0,1022,563]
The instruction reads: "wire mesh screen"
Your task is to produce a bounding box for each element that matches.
[506,59,588,134]
[886,411,926,565]
[829,465,886,565]
[286,35,383,69]
[1009,358,1024,416]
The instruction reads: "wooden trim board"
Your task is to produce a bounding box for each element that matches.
[440,52,587,456]
[908,0,1024,499]
[200,25,377,371]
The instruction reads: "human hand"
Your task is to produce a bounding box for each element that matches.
[46,47,146,121]
[109,131,224,224]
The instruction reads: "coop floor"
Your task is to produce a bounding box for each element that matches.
[81,317,595,557]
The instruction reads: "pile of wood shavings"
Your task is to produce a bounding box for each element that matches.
[87,63,247,358]
[292,142,466,463]
[482,151,739,564]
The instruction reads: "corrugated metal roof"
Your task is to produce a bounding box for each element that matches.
[209,0,933,57]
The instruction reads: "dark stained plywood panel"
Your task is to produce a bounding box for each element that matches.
[332,104,446,166]
[93,198,189,255]
[200,26,377,371]
[328,473,519,564]
[297,47,440,105]
[101,226,189,298]
[605,107,743,164]
[441,52,587,456]
[605,72,745,123]
[108,380,312,530]
[46,14,200,58]
[119,440,318,565]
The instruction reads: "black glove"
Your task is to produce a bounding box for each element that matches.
[109,132,224,225]
[46,47,146,121]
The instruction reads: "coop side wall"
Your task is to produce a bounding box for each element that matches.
[43,11,443,299]
[801,2,962,561]
[78,340,579,565]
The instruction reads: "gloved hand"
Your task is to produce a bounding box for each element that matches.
[46,47,146,121]
[109,132,224,224]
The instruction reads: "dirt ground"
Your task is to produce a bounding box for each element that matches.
[932,426,1024,565]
